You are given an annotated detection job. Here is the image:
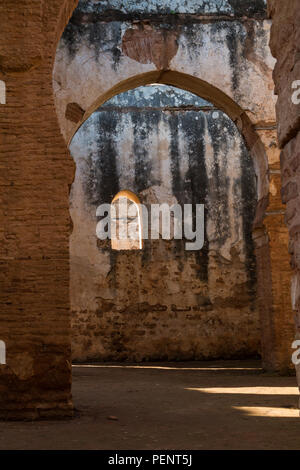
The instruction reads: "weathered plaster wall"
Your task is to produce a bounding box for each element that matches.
[70,0,267,17]
[55,0,293,370]
[69,85,260,361]
[54,0,275,173]
[268,1,300,382]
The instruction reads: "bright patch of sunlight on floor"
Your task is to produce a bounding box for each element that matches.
[232,406,300,418]
[185,387,298,395]
[72,365,262,371]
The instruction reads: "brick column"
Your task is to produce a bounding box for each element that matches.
[0,0,77,419]
[268,0,300,381]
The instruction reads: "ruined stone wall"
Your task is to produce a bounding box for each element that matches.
[0,0,296,421]
[268,1,300,380]
[70,85,259,361]
[55,0,294,370]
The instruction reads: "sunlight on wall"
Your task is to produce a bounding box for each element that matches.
[0,341,6,365]
[0,80,6,105]
[111,190,143,250]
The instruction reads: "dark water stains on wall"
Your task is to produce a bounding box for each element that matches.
[228,0,266,18]
[226,25,240,96]
[62,20,123,66]
[169,112,182,200]
[102,85,212,109]
[181,112,209,282]
[69,0,267,19]
[85,112,120,206]
[88,21,123,66]
[61,23,82,59]
[206,112,231,248]
[69,85,259,362]
[132,111,158,192]
[240,142,257,303]
[60,0,267,74]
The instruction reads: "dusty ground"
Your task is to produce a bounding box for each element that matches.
[0,360,299,450]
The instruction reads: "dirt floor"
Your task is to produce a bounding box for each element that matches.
[0,360,299,450]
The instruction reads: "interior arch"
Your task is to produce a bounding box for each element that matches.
[66,71,268,227]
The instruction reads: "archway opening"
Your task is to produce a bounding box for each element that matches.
[47,0,296,437]
[69,83,260,364]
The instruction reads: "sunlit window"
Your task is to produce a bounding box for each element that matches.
[111,190,143,250]
[0,340,6,365]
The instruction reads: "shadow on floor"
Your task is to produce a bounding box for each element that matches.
[0,360,299,450]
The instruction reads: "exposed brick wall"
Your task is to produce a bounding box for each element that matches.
[268,1,300,381]
[0,0,78,419]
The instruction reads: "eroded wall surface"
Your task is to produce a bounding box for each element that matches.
[268,1,300,381]
[0,0,78,419]
[54,0,275,177]
[56,0,293,369]
[69,85,260,361]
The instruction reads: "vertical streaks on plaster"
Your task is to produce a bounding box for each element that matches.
[225,23,242,99]
[240,141,257,301]
[181,111,209,281]
[83,111,120,206]
[206,112,230,250]
[0,80,6,104]
[132,110,158,192]
[169,112,182,201]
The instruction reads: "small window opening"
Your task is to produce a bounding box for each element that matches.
[0,341,6,365]
[111,190,143,250]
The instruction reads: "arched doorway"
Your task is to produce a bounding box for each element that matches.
[53,0,292,374]
[68,83,260,363]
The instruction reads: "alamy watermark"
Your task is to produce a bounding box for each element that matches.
[291,80,300,105]
[0,80,5,105]
[96,197,205,251]
[292,340,300,366]
[289,82,300,365]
